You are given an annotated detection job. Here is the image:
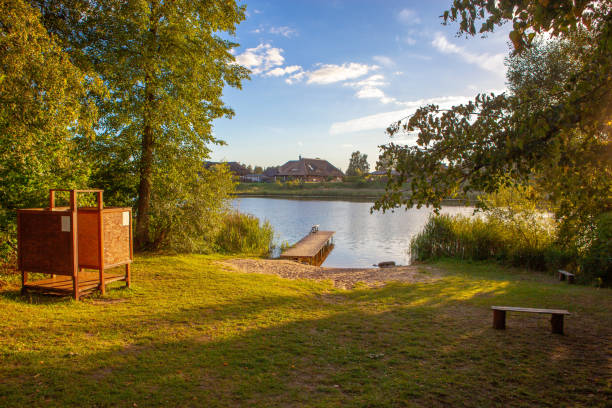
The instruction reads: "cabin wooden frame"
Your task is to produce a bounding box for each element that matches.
[17,189,132,300]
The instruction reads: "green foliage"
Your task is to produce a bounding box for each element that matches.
[443,0,607,51]
[214,212,274,256]
[480,183,556,250]
[33,0,250,249]
[411,214,556,271]
[149,164,236,252]
[284,179,304,189]
[376,16,611,251]
[0,0,99,211]
[577,212,612,286]
[0,0,102,264]
[346,151,370,177]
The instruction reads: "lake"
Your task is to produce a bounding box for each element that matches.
[233,197,474,268]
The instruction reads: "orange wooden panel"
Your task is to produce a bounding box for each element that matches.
[77,211,99,268]
[103,210,131,266]
[18,211,73,275]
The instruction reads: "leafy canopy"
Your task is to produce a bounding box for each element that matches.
[0,0,101,234]
[375,1,611,245]
[33,0,250,249]
[346,151,370,177]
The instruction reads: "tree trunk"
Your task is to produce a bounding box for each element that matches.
[135,5,158,250]
[135,105,154,250]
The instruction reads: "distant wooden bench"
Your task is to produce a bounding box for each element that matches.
[558,269,575,284]
[491,306,570,334]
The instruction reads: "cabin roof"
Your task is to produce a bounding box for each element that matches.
[276,158,344,177]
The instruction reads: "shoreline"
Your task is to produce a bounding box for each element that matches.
[233,193,472,205]
[219,258,442,289]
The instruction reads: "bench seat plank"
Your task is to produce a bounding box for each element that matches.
[491,306,570,315]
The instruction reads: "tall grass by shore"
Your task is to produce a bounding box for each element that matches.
[410,213,611,286]
[215,211,275,256]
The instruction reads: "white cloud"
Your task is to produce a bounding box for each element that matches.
[341,143,354,148]
[285,70,307,84]
[397,9,420,24]
[345,74,387,89]
[356,87,386,99]
[234,43,285,75]
[329,95,476,135]
[344,74,396,104]
[432,33,505,74]
[373,55,394,67]
[283,63,378,85]
[265,65,302,77]
[306,63,378,85]
[269,25,297,38]
[404,36,416,45]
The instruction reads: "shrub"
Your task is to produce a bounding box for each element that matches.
[215,212,274,256]
[578,212,612,286]
[410,213,566,274]
[285,179,303,189]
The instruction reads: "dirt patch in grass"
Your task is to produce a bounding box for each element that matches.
[219,258,441,289]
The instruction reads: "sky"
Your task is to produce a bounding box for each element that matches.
[210,0,512,172]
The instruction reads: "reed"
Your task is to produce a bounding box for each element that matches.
[215,211,275,256]
[410,214,558,271]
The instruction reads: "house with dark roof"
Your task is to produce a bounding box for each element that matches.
[276,156,344,182]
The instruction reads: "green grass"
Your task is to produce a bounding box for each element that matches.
[0,255,610,407]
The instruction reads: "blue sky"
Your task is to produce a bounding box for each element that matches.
[211,0,511,172]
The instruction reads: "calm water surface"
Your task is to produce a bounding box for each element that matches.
[233,197,474,268]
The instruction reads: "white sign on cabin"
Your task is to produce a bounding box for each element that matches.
[122,211,130,226]
[61,216,71,232]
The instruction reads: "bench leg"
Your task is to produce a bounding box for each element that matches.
[567,275,575,284]
[493,310,506,330]
[551,314,564,334]
[558,272,566,281]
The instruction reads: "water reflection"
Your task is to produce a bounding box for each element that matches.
[233,197,474,268]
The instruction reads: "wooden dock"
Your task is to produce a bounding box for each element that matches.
[280,230,335,266]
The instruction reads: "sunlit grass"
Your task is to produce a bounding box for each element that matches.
[0,255,610,407]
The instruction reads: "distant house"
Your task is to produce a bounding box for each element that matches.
[276,156,344,182]
[241,173,267,183]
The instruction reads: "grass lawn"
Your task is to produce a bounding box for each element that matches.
[0,255,610,407]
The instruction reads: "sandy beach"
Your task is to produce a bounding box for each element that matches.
[219,258,442,289]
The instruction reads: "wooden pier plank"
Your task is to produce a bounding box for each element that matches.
[280,231,335,258]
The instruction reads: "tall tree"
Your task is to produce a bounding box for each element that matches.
[375,1,611,243]
[0,0,99,231]
[35,0,250,249]
[346,151,370,177]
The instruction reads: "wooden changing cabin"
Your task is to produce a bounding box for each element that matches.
[17,189,132,300]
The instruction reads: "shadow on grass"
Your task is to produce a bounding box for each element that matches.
[1,281,610,407]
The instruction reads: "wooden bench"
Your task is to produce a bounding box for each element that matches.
[558,269,575,284]
[491,306,570,334]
